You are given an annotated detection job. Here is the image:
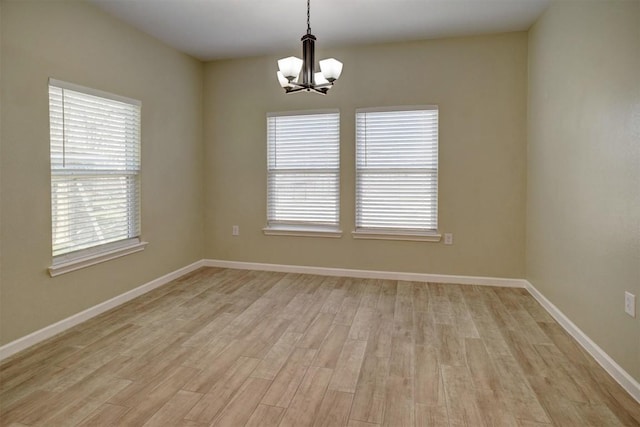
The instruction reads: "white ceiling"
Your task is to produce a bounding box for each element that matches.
[88,0,550,61]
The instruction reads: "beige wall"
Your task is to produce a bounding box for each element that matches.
[203,33,528,278]
[527,0,640,381]
[1,0,637,392]
[0,0,204,345]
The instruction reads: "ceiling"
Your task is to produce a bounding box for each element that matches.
[88,0,550,61]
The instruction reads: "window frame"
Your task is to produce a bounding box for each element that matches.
[263,109,342,238]
[353,105,441,242]
[48,78,146,276]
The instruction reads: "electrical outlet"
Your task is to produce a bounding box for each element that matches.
[444,233,453,245]
[232,225,239,236]
[625,291,636,317]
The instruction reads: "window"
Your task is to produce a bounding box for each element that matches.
[48,79,145,275]
[265,110,341,237]
[355,106,439,241]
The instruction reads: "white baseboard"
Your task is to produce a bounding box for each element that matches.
[0,259,522,364]
[2,257,637,405]
[205,259,638,403]
[525,280,640,403]
[0,260,206,362]
[202,259,527,288]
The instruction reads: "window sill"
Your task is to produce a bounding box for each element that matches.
[352,230,442,242]
[49,240,148,277]
[263,226,343,238]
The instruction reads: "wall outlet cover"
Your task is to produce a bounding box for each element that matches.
[624,291,635,317]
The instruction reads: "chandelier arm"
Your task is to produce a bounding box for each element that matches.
[285,86,328,95]
[287,80,333,90]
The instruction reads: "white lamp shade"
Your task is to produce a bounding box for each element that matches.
[319,58,343,82]
[278,56,303,80]
[277,71,291,88]
[314,72,330,86]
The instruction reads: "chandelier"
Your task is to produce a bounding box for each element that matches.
[276,0,343,94]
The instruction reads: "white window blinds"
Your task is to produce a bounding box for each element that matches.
[356,106,438,232]
[49,79,141,259]
[267,111,340,229]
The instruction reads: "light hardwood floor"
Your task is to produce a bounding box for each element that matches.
[1,267,639,426]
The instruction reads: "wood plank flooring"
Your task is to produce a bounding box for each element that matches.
[1,267,639,426]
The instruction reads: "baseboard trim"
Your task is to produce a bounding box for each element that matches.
[205,259,638,402]
[525,280,640,403]
[202,259,527,288]
[1,257,637,404]
[0,259,206,362]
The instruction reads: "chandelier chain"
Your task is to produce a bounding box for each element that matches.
[307,0,311,34]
